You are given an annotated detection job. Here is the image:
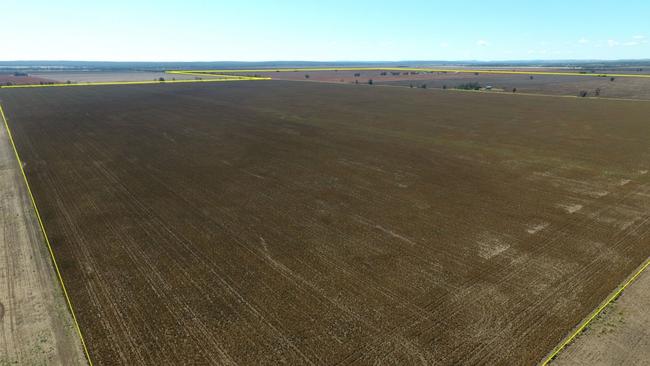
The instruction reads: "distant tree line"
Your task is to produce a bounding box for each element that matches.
[456,82,481,90]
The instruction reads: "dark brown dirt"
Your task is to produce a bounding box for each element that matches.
[1,81,650,365]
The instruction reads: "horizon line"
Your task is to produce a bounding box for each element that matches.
[2,58,650,64]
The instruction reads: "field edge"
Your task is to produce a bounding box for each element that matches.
[0,103,94,365]
[540,256,650,365]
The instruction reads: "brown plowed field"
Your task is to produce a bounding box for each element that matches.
[1,81,650,365]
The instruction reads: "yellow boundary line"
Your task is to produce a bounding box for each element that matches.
[0,76,270,89]
[540,256,650,365]
[0,103,94,366]
[168,67,650,79]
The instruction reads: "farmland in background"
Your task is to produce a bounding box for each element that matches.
[194,69,650,100]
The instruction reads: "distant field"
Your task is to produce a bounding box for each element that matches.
[2,81,650,365]
[0,73,55,85]
[377,73,650,99]
[191,68,650,99]
[29,71,224,83]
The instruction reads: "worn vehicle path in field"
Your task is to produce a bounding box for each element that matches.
[1,82,650,364]
[552,258,650,365]
[0,104,86,364]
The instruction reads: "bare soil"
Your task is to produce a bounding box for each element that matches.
[1,81,650,365]
[552,260,650,366]
[0,110,86,365]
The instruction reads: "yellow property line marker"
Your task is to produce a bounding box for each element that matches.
[0,76,270,89]
[168,67,650,78]
[540,256,650,365]
[0,103,94,366]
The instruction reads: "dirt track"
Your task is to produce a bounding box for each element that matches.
[1,81,650,365]
[552,259,650,365]
[0,107,86,364]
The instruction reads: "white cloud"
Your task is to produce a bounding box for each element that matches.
[607,39,619,47]
[476,40,489,47]
[440,42,449,48]
[623,41,639,46]
[629,35,648,44]
[578,38,589,44]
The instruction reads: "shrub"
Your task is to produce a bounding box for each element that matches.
[456,82,481,90]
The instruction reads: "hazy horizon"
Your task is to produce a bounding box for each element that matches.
[2,59,649,65]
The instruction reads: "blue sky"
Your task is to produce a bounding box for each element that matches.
[3,0,649,61]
